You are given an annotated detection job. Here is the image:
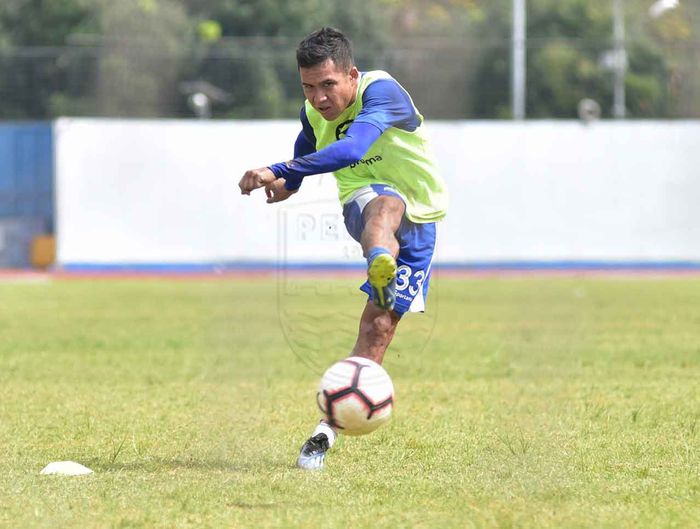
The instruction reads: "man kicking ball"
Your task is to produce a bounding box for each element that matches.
[238,27,448,470]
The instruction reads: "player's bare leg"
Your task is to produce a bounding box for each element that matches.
[298,196,405,470]
[361,196,404,310]
[351,301,401,365]
[361,195,404,257]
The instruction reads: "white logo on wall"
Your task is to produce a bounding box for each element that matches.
[277,198,439,374]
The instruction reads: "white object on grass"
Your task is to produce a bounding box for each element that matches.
[40,461,93,476]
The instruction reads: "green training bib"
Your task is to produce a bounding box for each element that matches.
[305,70,448,223]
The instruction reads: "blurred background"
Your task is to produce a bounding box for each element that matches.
[0,0,699,270]
[1,0,698,120]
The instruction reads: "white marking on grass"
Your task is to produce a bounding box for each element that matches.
[40,461,93,476]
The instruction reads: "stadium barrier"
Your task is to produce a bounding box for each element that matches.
[52,118,700,271]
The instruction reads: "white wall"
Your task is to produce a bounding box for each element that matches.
[429,121,700,262]
[54,118,700,267]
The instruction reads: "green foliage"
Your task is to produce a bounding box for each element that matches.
[527,42,610,118]
[93,0,192,117]
[473,0,676,118]
[529,0,611,40]
[0,0,94,46]
[0,0,696,119]
[0,0,94,118]
[625,41,669,117]
[181,0,391,118]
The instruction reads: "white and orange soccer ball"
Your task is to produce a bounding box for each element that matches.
[317,356,394,436]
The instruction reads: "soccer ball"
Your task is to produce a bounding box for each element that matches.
[317,356,394,436]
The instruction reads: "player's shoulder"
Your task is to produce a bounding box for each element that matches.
[362,70,395,84]
[362,71,404,96]
[361,72,411,105]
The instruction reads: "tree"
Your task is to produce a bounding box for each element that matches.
[0,0,95,118]
[641,0,700,117]
[472,0,677,118]
[180,0,391,118]
[0,0,696,119]
[92,0,191,117]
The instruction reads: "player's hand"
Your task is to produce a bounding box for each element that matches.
[239,167,276,195]
[265,178,298,203]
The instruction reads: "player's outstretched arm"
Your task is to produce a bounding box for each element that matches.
[239,167,276,195]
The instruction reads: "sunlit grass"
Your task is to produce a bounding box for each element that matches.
[0,276,698,528]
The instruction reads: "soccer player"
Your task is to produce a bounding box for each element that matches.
[238,27,448,470]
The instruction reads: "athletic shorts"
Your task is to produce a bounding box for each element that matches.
[342,184,437,316]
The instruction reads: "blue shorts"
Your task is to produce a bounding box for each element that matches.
[342,184,437,316]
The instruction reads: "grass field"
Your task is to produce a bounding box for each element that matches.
[0,275,699,528]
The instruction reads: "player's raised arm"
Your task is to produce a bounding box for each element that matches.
[240,121,381,199]
[268,121,381,185]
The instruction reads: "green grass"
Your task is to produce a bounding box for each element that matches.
[0,275,699,528]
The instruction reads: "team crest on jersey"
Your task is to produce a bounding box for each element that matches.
[335,119,354,140]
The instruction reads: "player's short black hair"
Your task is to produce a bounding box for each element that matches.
[296,27,354,71]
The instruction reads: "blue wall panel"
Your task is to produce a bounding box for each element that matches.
[0,122,53,267]
[0,122,53,224]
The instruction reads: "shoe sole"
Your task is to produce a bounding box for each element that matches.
[296,455,324,470]
[368,254,397,308]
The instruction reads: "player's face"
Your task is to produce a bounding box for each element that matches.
[300,59,359,121]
